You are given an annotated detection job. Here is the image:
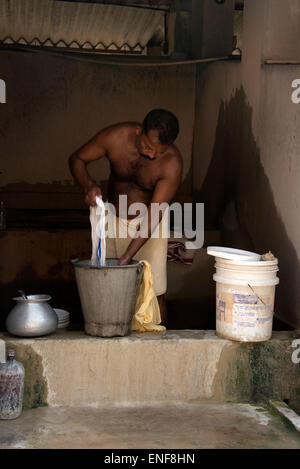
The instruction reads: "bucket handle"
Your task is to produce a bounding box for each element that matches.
[135,261,145,289]
[138,261,145,276]
[248,284,266,306]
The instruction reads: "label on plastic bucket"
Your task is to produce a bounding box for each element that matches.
[234,294,258,305]
[216,291,273,328]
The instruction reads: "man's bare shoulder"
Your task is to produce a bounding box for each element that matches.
[163,145,183,174]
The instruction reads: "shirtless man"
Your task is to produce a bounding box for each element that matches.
[68,109,182,324]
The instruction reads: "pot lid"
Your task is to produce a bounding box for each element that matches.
[207,246,261,261]
[12,294,51,302]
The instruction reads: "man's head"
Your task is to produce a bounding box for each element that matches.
[136,109,179,160]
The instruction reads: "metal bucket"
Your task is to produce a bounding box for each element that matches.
[72,259,143,337]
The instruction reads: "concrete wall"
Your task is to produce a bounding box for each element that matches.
[2,330,299,409]
[0,50,196,204]
[0,49,197,329]
[3,0,300,330]
[193,0,300,328]
[263,0,300,61]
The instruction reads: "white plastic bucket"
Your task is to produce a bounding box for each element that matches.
[212,257,279,342]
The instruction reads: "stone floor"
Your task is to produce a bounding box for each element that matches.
[0,402,299,449]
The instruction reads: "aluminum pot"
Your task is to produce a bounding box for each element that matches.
[6,295,58,337]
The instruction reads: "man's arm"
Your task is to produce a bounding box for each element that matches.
[68,129,109,206]
[118,154,183,265]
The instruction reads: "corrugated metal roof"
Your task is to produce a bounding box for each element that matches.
[0,0,165,53]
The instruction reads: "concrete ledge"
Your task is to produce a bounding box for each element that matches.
[0,330,299,409]
[269,400,300,433]
[0,330,231,407]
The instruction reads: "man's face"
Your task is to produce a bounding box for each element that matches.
[136,128,169,160]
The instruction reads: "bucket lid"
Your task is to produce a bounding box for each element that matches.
[207,246,261,261]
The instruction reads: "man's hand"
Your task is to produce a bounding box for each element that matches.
[117,253,132,266]
[84,186,102,207]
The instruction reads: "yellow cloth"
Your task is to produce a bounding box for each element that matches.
[131,260,166,332]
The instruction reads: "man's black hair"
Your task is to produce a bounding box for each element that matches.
[142,109,179,144]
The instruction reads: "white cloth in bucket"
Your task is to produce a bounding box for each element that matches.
[90,196,106,266]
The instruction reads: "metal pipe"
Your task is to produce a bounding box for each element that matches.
[0,45,230,67]
[57,0,171,12]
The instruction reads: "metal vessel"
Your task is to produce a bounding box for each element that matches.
[73,258,143,337]
[6,294,58,337]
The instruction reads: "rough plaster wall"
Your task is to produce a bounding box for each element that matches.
[259,67,300,249]
[193,61,242,193]
[254,65,300,328]
[263,0,300,61]
[0,51,195,192]
[241,0,266,136]
[193,1,300,328]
